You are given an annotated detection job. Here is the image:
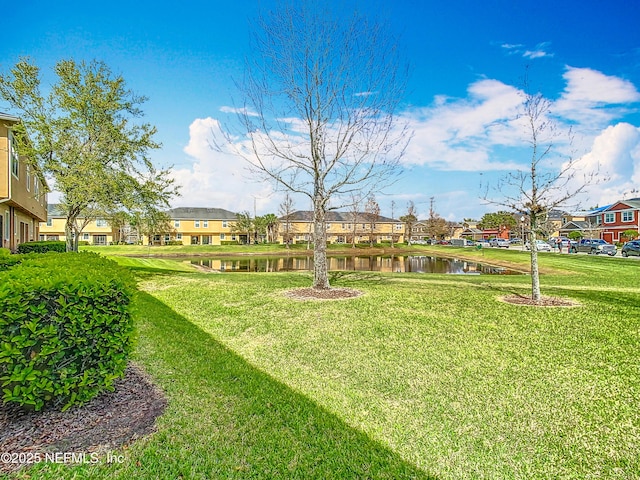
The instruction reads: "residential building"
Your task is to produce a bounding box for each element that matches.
[588,198,640,243]
[39,204,117,245]
[147,207,238,245]
[277,210,405,244]
[0,113,48,250]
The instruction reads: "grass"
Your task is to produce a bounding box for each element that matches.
[6,250,640,479]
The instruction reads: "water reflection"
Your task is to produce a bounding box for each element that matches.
[182,255,518,275]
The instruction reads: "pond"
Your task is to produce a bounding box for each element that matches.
[176,254,521,275]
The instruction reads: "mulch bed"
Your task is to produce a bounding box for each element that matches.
[0,363,167,474]
[499,295,581,307]
[283,287,364,300]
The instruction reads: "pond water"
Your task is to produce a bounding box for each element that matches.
[177,254,520,275]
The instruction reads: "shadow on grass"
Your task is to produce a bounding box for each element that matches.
[127,292,437,479]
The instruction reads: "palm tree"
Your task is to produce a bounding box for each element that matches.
[262,213,280,243]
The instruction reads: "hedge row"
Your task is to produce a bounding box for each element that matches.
[17,241,67,254]
[0,252,136,411]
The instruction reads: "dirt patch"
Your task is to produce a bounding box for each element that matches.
[283,287,364,301]
[0,363,166,474]
[499,294,581,307]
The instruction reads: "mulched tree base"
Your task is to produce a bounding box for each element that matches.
[283,287,364,300]
[500,295,581,307]
[0,364,167,474]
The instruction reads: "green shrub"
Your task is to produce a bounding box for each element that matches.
[0,253,25,272]
[17,240,66,254]
[0,252,136,411]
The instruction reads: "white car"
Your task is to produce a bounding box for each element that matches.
[525,240,552,252]
[489,238,510,248]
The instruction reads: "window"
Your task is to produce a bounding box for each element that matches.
[203,220,209,228]
[96,219,108,227]
[174,220,181,228]
[9,133,19,178]
[195,220,200,228]
[5,212,10,240]
[222,221,228,228]
[46,218,53,227]
[164,234,170,243]
[202,235,211,245]
[622,211,634,222]
[34,178,40,199]
[220,233,225,240]
[604,213,615,223]
[83,233,90,240]
[26,166,31,191]
[176,233,182,240]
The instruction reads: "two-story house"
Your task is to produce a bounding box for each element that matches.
[151,207,238,245]
[0,114,48,250]
[39,204,117,245]
[588,198,640,243]
[277,211,405,245]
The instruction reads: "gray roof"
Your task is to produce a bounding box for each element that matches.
[281,210,398,222]
[166,207,238,220]
[0,112,19,122]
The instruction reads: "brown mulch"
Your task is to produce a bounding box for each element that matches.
[499,295,581,307]
[0,363,167,474]
[283,287,364,300]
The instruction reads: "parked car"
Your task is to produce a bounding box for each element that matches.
[570,238,617,256]
[621,240,640,257]
[489,238,510,248]
[525,240,552,252]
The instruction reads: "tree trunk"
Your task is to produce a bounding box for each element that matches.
[312,199,330,290]
[529,223,541,303]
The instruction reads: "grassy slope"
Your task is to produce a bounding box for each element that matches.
[9,251,640,479]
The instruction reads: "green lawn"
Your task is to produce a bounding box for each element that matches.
[8,250,640,479]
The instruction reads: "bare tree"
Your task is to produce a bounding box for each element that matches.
[348,194,363,248]
[400,201,417,246]
[224,1,409,289]
[365,194,381,247]
[483,77,597,303]
[278,193,296,248]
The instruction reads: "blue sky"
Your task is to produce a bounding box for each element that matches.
[4,0,640,220]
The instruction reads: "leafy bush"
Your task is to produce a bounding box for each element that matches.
[0,253,25,272]
[17,240,66,254]
[0,252,135,411]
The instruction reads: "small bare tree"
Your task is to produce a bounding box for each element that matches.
[365,195,381,247]
[400,201,417,246]
[484,78,597,303]
[278,193,296,248]
[223,1,409,289]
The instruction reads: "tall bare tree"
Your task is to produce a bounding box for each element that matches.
[484,78,597,303]
[224,1,409,289]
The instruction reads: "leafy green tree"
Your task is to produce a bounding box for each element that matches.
[622,229,639,241]
[0,58,178,251]
[262,213,279,243]
[232,211,253,244]
[568,230,583,241]
[478,211,517,231]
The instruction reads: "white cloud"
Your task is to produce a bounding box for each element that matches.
[219,105,259,117]
[553,66,640,127]
[400,79,524,171]
[170,117,277,213]
[568,122,640,207]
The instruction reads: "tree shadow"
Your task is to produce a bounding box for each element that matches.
[125,292,438,479]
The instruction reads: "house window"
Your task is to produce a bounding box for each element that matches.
[174,220,180,228]
[9,133,19,178]
[93,235,107,246]
[176,233,182,240]
[195,220,200,228]
[220,233,225,240]
[164,234,170,243]
[622,211,634,222]
[604,213,615,223]
[83,233,90,240]
[26,166,31,191]
[34,178,40,199]
[96,219,108,227]
[202,235,211,245]
[203,220,209,228]
[222,221,228,228]
[5,212,10,240]
[46,218,53,227]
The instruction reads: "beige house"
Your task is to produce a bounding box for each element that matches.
[39,204,117,245]
[0,114,48,250]
[278,210,405,245]
[146,207,239,246]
